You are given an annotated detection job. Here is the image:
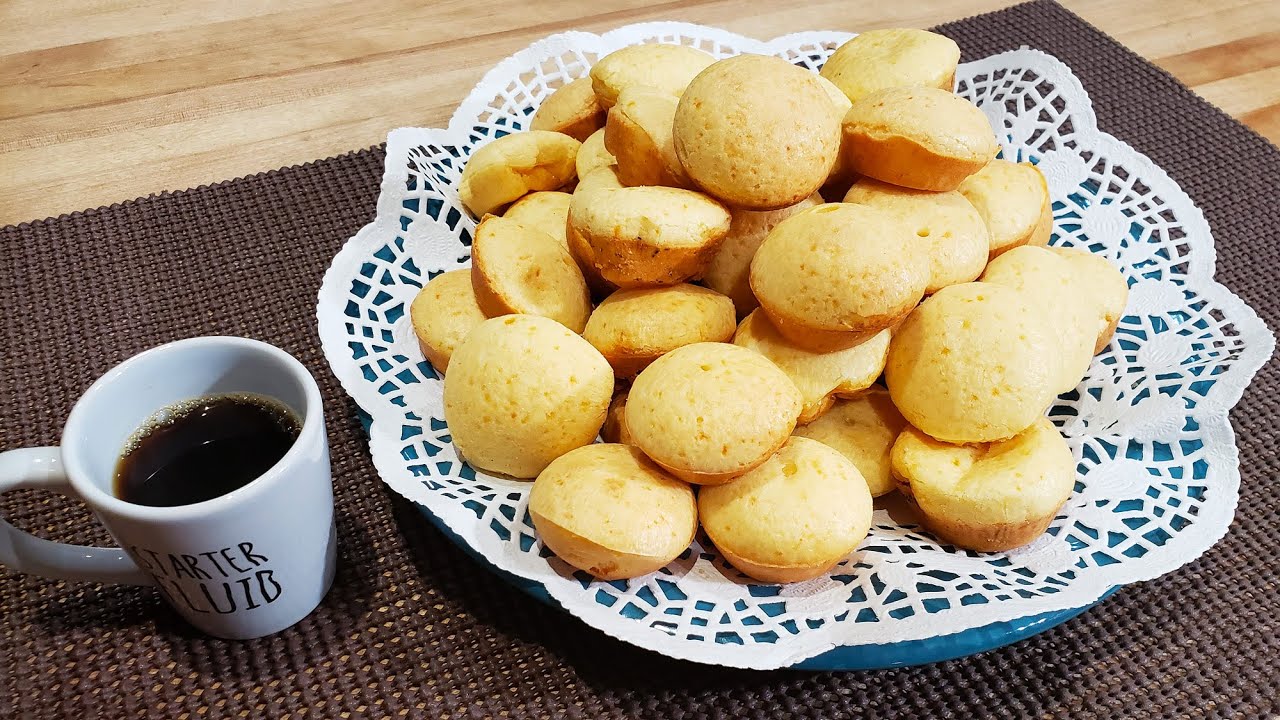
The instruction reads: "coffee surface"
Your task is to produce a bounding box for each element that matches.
[114,394,301,507]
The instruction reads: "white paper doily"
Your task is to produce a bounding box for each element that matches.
[316,23,1274,670]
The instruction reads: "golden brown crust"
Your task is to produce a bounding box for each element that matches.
[503,191,573,251]
[469,262,513,318]
[442,315,614,478]
[626,343,802,484]
[1095,314,1122,354]
[842,130,990,193]
[697,437,873,581]
[892,485,1061,552]
[889,417,1073,551]
[569,186,732,288]
[529,444,696,579]
[597,348,664,380]
[601,390,632,445]
[958,160,1053,260]
[1028,176,1054,249]
[565,219,618,299]
[758,292,910,353]
[750,203,929,352]
[702,195,823,319]
[757,299,901,351]
[604,88,690,189]
[530,77,606,142]
[840,178,990,294]
[530,510,680,580]
[840,87,997,192]
[592,230,727,288]
[417,337,450,374]
[712,541,840,584]
[586,285,736,378]
[885,283,1060,443]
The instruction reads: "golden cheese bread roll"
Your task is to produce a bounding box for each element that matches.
[409,269,488,374]
[443,315,613,478]
[674,54,842,210]
[576,128,616,179]
[703,194,823,319]
[529,77,606,141]
[891,417,1074,552]
[699,436,873,583]
[957,159,1052,259]
[566,170,624,299]
[819,28,960,102]
[601,389,633,445]
[604,86,691,188]
[1048,246,1129,352]
[733,310,889,424]
[584,284,736,378]
[750,203,929,351]
[981,245,1097,393]
[794,387,907,497]
[530,443,695,580]
[471,215,591,333]
[842,87,997,192]
[885,282,1058,443]
[843,178,989,293]
[627,342,802,484]
[589,43,715,109]
[458,130,580,216]
[568,186,731,288]
[502,191,572,251]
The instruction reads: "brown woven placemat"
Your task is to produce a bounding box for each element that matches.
[2,2,1277,717]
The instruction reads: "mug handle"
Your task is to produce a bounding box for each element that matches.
[0,447,154,585]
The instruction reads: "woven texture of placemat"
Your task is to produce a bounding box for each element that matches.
[2,2,1277,718]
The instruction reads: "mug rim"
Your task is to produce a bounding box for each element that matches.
[61,336,325,522]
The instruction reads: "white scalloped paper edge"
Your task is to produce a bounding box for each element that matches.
[317,25,1275,669]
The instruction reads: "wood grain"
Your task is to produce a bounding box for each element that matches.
[1,0,1276,225]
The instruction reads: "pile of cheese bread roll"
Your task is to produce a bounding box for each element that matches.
[411,29,1128,582]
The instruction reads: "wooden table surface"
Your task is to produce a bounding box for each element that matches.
[1,0,1277,226]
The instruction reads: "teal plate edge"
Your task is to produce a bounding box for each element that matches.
[359,409,1117,671]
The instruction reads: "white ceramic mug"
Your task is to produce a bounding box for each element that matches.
[0,336,336,639]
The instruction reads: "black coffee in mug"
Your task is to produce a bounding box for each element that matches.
[114,393,302,507]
